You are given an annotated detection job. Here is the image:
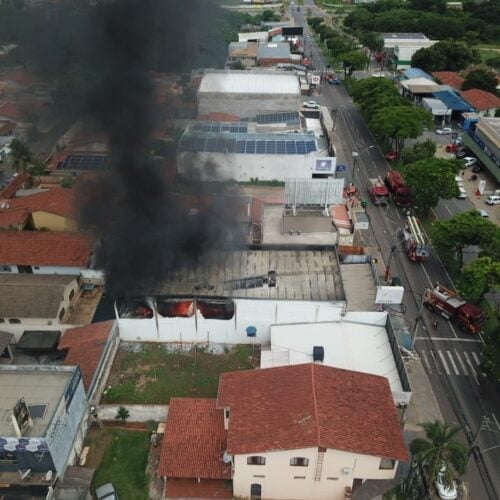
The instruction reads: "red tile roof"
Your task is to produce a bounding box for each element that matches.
[0,68,40,87]
[0,100,21,119]
[217,364,409,462]
[59,321,114,390]
[460,88,500,111]
[0,231,93,267]
[0,120,15,135]
[8,187,76,218]
[431,71,464,89]
[0,206,30,229]
[159,398,231,479]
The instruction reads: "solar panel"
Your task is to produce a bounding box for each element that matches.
[57,154,110,171]
[236,141,246,153]
[256,141,266,154]
[245,141,256,154]
[206,137,217,152]
[306,141,316,153]
[266,141,276,154]
[276,141,286,154]
[256,111,300,124]
[286,141,296,154]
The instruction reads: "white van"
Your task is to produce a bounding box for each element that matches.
[486,195,500,205]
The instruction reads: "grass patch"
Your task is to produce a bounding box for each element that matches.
[103,344,255,404]
[93,430,150,500]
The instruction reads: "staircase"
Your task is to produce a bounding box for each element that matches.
[314,450,325,481]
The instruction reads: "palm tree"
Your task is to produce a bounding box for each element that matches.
[410,420,468,490]
[8,138,32,176]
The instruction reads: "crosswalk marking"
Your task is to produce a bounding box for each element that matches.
[438,351,451,375]
[418,348,485,380]
[446,351,460,375]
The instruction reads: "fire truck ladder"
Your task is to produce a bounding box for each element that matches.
[407,216,426,246]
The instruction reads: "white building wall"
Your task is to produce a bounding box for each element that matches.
[117,299,345,344]
[0,265,83,275]
[177,151,324,182]
[233,447,398,500]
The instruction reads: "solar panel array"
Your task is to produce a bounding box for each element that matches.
[179,133,317,155]
[191,122,248,133]
[57,154,110,171]
[255,111,300,125]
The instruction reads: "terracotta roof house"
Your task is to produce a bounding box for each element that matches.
[0,205,31,230]
[0,230,94,275]
[59,321,119,403]
[0,172,30,199]
[461,88,500,117]
[159,363,408,500]
[0,100,21,120]
[431,71,464,90]
[4,187,77,231]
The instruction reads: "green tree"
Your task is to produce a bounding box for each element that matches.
[431,210,497,269]
[371,106,433,153]
[401,158,459,216]
[485,55,500,70]
[411,41,478,72]
[8,138,32,175]
[461,68,498,94]
[457,256,500,302]
[410,421,467,491]
[360,32,383,52]
[401,139,436,164]
[342,51,369,76]
[115,406,130,424]
[228,60,245,70]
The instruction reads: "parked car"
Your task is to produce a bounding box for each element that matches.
[472,163,482,173]
[462,157,477,167]
[95,483,119,500]
[478,209,490,218]
[435,466,458,500]
[385,151,400,161]
[302,100,319,109]
[454,175,464,185]
[436,127,452,135]
[454,150,467,159]
[486,195,500,205]
[446,143,461,153]
[456,186,467,199]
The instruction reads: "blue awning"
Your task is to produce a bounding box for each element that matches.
[403,68,434,81]
[431,90,475,112]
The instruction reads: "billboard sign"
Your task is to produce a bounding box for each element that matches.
[313,157,336,173]
[13,398,31,435]
[375,286,405,304]
[311,75,321,85]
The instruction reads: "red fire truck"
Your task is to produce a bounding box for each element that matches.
[399,216,430,261]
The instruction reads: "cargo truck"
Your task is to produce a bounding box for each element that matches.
[385,170,412,207]
[367,177,390,206]
[423,284,485,334]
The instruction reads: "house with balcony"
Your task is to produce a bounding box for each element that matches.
[159,363,409,500]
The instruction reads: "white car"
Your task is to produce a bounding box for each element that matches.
[486,195,500,205]
[456,186,467,199]
[302,100,320,109]
[435,466,458,500]
[462,157,477,167]
[454,175,464,185]
[436,127,452,135]
[478,209,489,218]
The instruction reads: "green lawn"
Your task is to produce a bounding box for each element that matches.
[103,344,255,404]
[93,430,150,500]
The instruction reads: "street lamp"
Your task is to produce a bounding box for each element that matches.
[351,145,375,184]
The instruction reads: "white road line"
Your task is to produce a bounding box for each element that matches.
[438,350,451,375]
[446,350,460,375]
[471,351,481,366]
[455,350,468,375]
[463,352,479,384]
[419,262,434,287]
[421,350,432,374]
[447,321,458,339]
[414,337,482,343]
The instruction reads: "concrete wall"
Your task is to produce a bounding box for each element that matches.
[177,151,324,182]
[198,92,301,119]
[118,299,345,344]
[96,404,168,422]
[233,447,398,500]
[32,211,77,232]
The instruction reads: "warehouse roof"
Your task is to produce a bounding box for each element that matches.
[150,248,344,301]
[198,70,300,95]
[257,42,291,60]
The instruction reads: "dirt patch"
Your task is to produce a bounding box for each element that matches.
[136,373,157,392]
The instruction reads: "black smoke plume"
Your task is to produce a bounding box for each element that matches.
[75,0,243,298]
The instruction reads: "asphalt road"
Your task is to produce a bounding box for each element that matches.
[295,2,500,498]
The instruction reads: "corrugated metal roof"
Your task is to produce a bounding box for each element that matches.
[257,42,291,59]
[432,90,475,112]
[403,68,433,81]
[199,70,300,95]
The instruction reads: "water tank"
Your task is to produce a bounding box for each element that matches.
[313,346,324,362]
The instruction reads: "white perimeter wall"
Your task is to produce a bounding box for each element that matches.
[177,152,323,182]
[117,299,345,344]
[233,447,398,500]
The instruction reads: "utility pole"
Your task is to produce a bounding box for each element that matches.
[351,145,375,185]
[384,244,397,282]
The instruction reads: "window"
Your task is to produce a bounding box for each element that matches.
[379,458,396,470]
[247,456,266,465]
[250,484,262,500]
[58,308,65,321]
[290,457,309,467]
[8,318,20,324]
[225,409,230,419]
[0,265,12,272]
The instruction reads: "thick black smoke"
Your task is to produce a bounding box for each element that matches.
[74,0,243,298]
